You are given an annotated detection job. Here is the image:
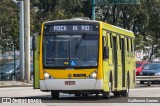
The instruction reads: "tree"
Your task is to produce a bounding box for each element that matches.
[30,0,84,33]
[133,0,160,61]
[0,0,19,50]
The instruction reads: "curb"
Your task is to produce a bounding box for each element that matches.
[0,81,33,88]
[0,85,33,88]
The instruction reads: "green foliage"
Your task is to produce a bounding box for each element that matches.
[30,0,84,32]
[0,0,19,50]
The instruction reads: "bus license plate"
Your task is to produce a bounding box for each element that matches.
[65,81,75,85]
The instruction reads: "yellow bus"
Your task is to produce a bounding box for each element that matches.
[33,18,136,99]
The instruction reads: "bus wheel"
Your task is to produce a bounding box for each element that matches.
[51,91,59,99]
[103,82,111,99]
[140,81,144,84]
[74,94,81,96]
[113,92,121,97]
[82,93,88,97]
[121,77,130,97]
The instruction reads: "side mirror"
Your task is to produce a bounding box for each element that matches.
[32,32,39,51]
[32,36,36,51]
[103,46,109,60]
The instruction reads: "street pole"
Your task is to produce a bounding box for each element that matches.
[12,0,25,80]
[91,0,95,20]
[13,45,16,78]
[24,0,30,83]
[19,1,25,80]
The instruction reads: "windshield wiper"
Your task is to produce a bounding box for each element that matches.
[75,33,86,50]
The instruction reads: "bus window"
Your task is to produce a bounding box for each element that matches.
[103,33,109,60]
[110,33,112,48]
[131,39,134,52]
[106,32,108,47]
[127,38,129,51]
[119,36,121,50]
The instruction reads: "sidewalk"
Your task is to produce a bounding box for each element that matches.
[0,81,33,88]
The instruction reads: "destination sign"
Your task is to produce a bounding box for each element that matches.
[44,25,97,32]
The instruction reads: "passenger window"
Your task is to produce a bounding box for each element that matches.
[119,36,121,50]
[131,39,133,52]
[103,33,109,60]
[127,38,129,51]
[106,33,108,47]
[110,33,112,48]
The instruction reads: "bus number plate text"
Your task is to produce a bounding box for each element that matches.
[65,81,75,85]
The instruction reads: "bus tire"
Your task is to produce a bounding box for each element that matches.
[51,91,59,99]
[121,76,130,97]
[75,94,81,96]
[103,82,111,99]
[103,91,110,99]
[82,93,88,97]
[113,92,121,97]
[140,81,144,84]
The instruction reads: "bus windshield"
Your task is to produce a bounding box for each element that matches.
[43,34,99,68]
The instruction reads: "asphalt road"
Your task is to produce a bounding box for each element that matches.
[0,85,160,106]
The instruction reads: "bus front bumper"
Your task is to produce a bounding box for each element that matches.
[40,79,103,91]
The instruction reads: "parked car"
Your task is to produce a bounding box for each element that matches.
[139,63,160,84]
[16,63,33,81]
[136,61,150,76]
[0,61,33,81]
[0,61,19,81]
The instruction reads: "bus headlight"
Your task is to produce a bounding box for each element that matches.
[87,71,97,79]
[44,72,49,79]
[44,72,53,79]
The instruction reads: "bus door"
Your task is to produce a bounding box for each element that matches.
[113,35,118,88]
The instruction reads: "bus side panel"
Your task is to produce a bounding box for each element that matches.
[126,38,135,89]
[130,39,136,88]
[34,35,40,89]
[125,38,128,89]
[117,36,122,90]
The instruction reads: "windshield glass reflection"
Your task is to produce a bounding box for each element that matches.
[43,34,98,68]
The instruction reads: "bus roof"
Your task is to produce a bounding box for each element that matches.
[100,21,134,38]
[43,19,134,38]
[44,18,99,24]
